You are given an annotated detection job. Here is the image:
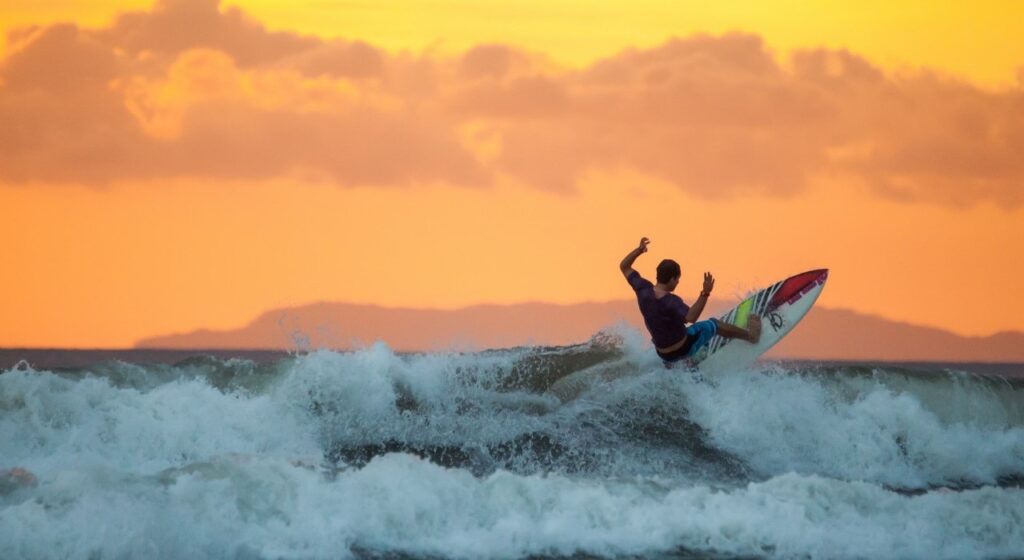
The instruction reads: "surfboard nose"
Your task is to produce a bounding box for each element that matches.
[769,268,829,309]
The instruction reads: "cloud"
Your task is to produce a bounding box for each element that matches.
[98,0,317,66]
[481,35,828,195]
[2,24,117,92]
[277,41,385,79]
[1,0,1021,206]
[472,35,1023,204]
[0,1,485,187]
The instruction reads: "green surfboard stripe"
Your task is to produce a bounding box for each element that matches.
[735,298,753,328]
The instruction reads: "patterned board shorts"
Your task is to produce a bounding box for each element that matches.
[656,319,718,364]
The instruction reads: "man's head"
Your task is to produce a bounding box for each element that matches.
[656,259,681,290]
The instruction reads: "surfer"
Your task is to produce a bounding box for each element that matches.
[620,237,760,364]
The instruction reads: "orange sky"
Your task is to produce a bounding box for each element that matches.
[2,0,1023,348]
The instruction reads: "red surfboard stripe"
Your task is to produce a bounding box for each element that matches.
[768,269,828,310]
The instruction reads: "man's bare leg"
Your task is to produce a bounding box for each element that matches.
[712,315,761,343]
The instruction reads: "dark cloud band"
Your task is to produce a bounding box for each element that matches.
[1,0,1021,206]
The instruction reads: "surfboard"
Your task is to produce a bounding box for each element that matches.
[692,268,828,373]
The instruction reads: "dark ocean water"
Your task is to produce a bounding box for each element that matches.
[2,332,1023,559]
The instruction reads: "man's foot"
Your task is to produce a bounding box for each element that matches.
[746,315,762,343]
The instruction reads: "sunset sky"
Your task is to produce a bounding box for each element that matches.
[2,0,1022,348]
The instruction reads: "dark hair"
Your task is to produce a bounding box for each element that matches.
[656,259,681,283]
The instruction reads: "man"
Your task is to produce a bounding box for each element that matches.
[620,237,760,364]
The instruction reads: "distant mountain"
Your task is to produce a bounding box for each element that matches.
[135,301,1024,362]
[135,301,650,352]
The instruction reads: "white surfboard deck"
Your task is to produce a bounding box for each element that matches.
[693,269,828,374]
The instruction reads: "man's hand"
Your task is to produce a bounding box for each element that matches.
[702,272,715,295]
[686,272,714,322]
[620,237,650,279]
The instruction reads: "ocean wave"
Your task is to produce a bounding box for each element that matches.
[3,333,1024,558]
[0,363,320,475]
[4,334,1023,489]
[2,454,1022,559]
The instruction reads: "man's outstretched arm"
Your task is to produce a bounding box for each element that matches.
[685,272,714,323]
[620,237,650,279]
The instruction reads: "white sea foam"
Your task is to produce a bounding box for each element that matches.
[2,454,1023,559]
[0,366,320,476]
[667,364,1024,488]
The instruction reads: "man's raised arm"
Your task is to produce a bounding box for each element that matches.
[620,237,650,279]
[685,272,715,323]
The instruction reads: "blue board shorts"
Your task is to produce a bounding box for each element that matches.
[656,319,718,363]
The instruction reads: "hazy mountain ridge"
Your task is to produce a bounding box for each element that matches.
[135,301,1024,362]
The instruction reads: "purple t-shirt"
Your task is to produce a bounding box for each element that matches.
[627,270,690,348]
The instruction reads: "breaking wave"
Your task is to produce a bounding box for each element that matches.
[2,331,1023,558]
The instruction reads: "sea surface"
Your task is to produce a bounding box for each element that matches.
[2,330,1023,559]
